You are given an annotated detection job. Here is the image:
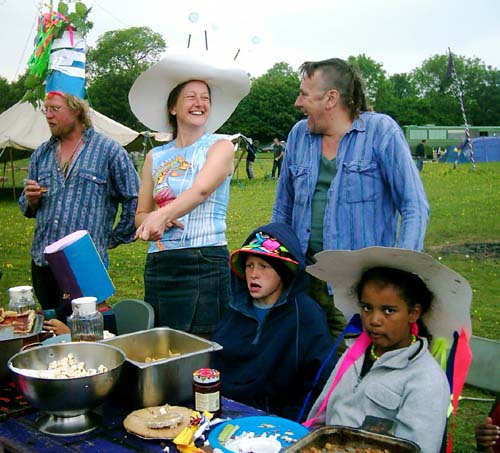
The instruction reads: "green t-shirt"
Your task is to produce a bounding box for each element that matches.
[307,155,337,263]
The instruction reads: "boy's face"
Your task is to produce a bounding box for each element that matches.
[245,255,284,306]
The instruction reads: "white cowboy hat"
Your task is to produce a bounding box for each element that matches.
[307,247,472,348]
[128,48,250,133]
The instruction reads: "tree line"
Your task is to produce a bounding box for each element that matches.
[1,26,499,144]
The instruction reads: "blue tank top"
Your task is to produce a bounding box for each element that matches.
[148,133,231,252]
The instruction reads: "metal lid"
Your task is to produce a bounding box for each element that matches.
[193,368,220,384]
[8,286,34,303]
[71,297,98,315]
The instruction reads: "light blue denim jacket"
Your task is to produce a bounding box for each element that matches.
[272,113,429,254]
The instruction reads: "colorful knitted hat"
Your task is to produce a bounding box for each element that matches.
[230,232,299,280]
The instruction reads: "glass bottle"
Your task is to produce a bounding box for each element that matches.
[192,368,222,417]
[68,297,104,342]
[8,286,36,313]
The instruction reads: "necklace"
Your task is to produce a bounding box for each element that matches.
[58,135,83,177]
[370,334,417,361]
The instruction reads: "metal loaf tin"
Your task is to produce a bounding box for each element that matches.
[101,327,222,408]
[283,426,421,452]
[0,314,44,382]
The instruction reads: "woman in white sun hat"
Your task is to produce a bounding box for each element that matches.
[129,49,250,334]
[304,246,473,453]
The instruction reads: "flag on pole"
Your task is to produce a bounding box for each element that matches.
[447,48,475,169]
[446,52,454,79]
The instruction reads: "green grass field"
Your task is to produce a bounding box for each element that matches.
[1,156,499,451]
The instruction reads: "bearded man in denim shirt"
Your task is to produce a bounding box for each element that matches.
[271,58,429,346]
[19,91,139,311]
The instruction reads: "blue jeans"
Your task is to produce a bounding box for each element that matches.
[271,158,282,178]
[416,157,424,172]
[144,246,231,334]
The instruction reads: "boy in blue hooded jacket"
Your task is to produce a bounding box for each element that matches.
[211,222,335,421]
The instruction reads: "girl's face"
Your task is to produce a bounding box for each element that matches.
[170,80,211,129]
[360,281,422,357]
[245,255,284,306]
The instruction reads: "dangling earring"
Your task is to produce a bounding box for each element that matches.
[410,322,419,337]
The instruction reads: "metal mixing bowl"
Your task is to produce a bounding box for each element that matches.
[8,342,125,436]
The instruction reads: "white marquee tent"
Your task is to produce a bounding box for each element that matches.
[0,101,139,150]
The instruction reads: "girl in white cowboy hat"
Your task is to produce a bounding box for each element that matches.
[304,247,473,453]
[129,49,250,334]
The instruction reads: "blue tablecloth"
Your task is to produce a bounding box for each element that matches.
[0,390,264,452]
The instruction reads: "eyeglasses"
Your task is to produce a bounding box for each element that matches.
[41,105,64,115]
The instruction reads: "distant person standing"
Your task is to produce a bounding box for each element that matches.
[415,139,426,172]
[271,137,285,179]
[246,139,258,180]
[130,150,142,171]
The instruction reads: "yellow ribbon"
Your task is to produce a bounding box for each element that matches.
[431,337,448,371]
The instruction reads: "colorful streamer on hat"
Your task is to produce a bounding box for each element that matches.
[23,2,92,104]
[27,11,73,82]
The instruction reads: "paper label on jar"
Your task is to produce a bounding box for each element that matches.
[194,391,220,412]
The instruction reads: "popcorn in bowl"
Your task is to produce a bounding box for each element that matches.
[14,353,109,379]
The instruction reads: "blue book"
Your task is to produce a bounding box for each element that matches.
[44,230,115,302]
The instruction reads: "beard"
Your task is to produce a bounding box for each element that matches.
[49,120,76,139]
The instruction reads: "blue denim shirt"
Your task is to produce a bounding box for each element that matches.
[272,113,429,254]
[18,127,140,266]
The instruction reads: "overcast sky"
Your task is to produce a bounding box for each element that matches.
[1,0,499,82]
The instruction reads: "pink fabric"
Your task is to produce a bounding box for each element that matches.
[303,331,371,427]
[446,328,472,453]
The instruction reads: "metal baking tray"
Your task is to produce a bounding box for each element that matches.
[0,314,44,381]
[283,425,420,452]
[101,327,222,408]
[0,314,44,342]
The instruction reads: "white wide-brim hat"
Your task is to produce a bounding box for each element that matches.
[307,247,472,348]
[128,49,250,133]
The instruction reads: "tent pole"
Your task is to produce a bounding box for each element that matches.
[9,148,17,200]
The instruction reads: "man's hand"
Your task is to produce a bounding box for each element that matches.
[23,179,46,210]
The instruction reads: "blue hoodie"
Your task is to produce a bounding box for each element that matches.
[211,222,335,421]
